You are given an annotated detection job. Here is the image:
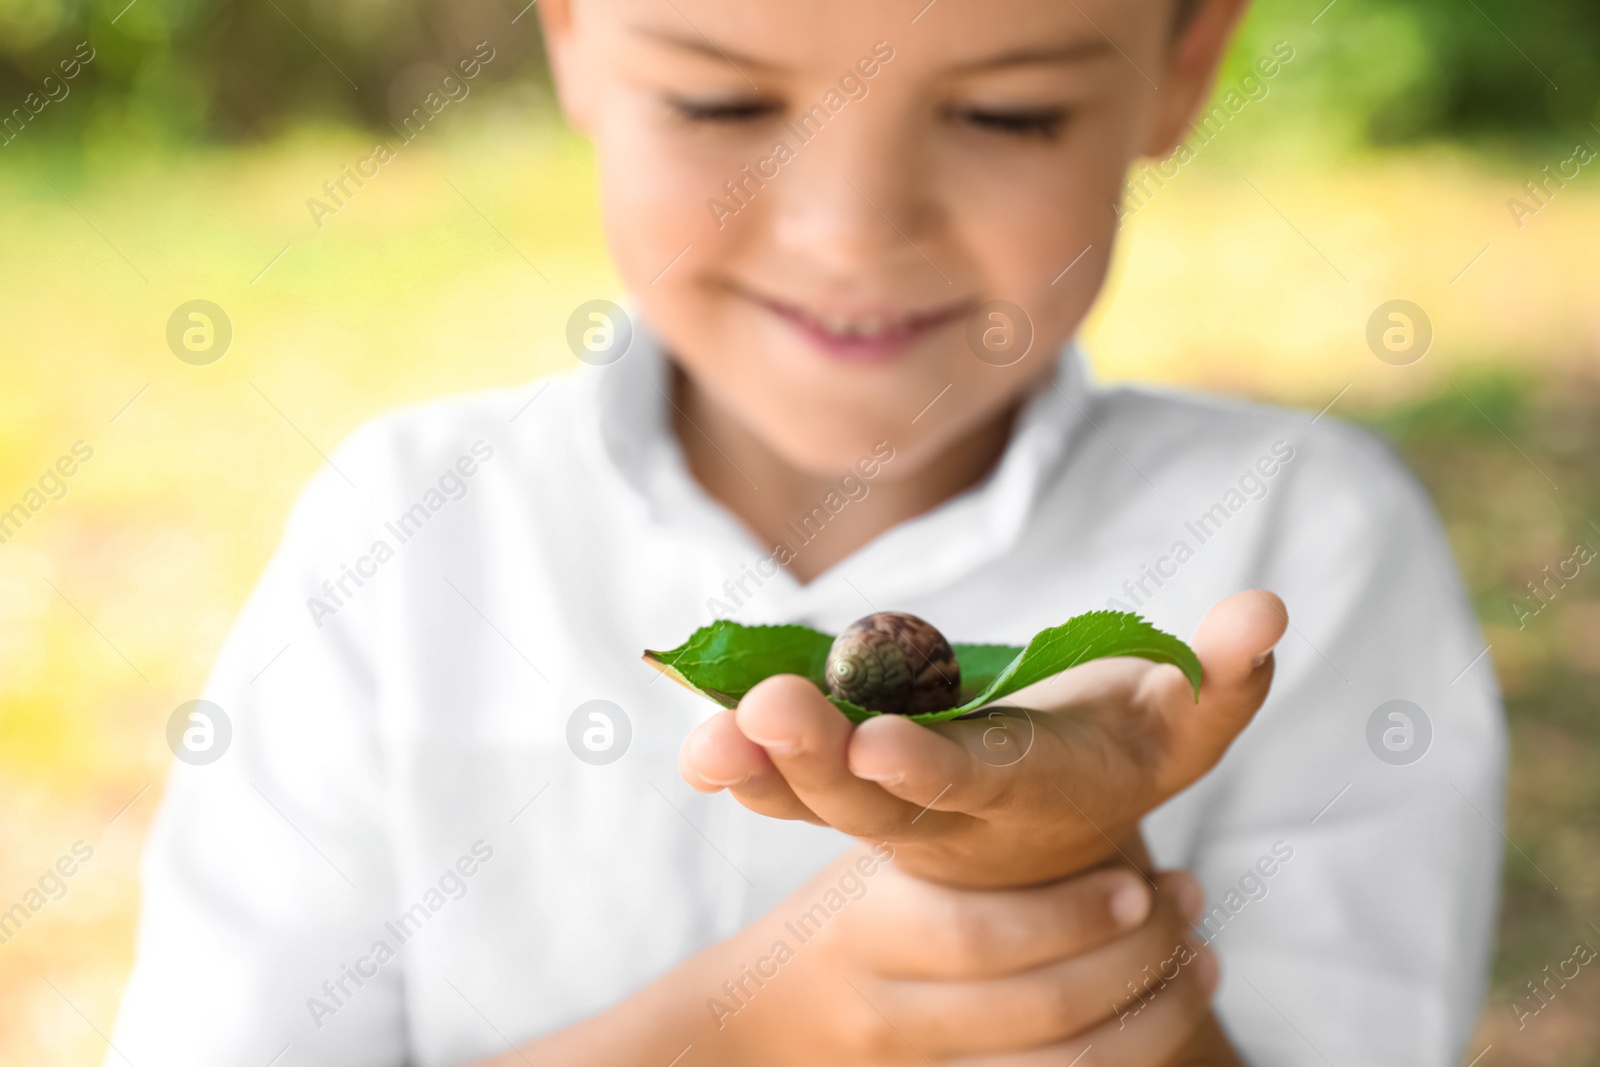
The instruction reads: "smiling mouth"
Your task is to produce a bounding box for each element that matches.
[747,291,974,363]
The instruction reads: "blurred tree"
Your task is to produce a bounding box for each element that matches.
[0,0,547,143]
[1230,0,1600,146]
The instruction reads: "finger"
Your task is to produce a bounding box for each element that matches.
[883,891,1210,1054]
[1155,869,1206,928]
[939,937,1219,1066]
[1148,589,1287,793]
[869,865,1155,980]
[846,708,1039,815]
[735,674,944,838]
[679,708,770,791]
[679,709,822,823]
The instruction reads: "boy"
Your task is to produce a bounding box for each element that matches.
[110,0,1504,1063]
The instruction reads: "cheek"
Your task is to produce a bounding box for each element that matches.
[597,123,710,282]
[947,150,1120,352]
[593,110,775,392]
[595,108,758,291]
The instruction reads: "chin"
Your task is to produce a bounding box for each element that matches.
[757,396,979,489]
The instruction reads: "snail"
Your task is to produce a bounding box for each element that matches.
[825,612,961,715]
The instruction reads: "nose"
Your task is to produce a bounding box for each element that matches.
[767,110,950,284]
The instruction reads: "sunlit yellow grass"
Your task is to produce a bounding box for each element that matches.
[1,109,1596,1064]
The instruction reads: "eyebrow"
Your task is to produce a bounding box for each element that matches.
[631,26,1115,77]
[946,40,1116,74]
[632,26,786,74]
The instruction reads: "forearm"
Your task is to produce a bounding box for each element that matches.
[470,934,751,1067]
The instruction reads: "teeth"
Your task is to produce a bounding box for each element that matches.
[815,313,895,338]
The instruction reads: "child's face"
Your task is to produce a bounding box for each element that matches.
[545,0,1238,477]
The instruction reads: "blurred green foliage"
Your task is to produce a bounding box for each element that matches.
[0,0,1597,150]
[0,0,542,145]
[1355,367,1600,1065]
[1228,0,1600,148]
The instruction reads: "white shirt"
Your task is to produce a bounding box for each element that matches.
[109,332,1505,1067]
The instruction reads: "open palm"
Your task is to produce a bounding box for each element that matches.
[680,591,1288,888]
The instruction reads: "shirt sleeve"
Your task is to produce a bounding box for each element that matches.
[108,435,412,1067]
[1148,421,1507,1067]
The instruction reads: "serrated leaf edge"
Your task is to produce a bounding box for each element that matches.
[644,612,1201,725]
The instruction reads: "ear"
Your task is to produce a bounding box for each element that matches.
[538,0,595,134]
[1142,0,1250,157]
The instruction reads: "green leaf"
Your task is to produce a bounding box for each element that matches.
[950,644,1027,703]
[951,611,1203,718]
[644,611,1201,725]
[644,622,833,708]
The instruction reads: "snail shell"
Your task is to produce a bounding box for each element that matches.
[825,612,961,715]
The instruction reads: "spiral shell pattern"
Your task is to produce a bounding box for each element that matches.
[825,612,960,715]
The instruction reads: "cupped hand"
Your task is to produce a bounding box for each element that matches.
[679,590,1287,887]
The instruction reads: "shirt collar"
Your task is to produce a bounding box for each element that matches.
[582,320,1094,616]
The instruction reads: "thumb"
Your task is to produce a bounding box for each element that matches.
[1154,588,1287,792]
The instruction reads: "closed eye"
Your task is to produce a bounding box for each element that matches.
[664,94,782,124]
[949,105,1069,139]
